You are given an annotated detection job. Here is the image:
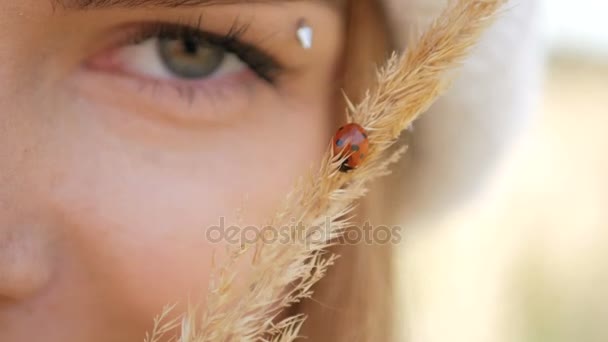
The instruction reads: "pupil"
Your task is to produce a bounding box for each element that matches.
[157,36,225,79]
[183,38,198,55]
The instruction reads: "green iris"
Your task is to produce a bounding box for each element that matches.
[157,37,225,79]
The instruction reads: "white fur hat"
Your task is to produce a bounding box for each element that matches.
[381,0,542,219]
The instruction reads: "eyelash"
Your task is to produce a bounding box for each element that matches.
[120,17,283,84]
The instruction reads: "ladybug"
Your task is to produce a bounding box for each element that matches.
[333,123,369,172]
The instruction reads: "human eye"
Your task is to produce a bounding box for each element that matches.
[91,20,280,84]
[78,17,285,126]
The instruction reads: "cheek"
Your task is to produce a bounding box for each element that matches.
[35,93,330,325]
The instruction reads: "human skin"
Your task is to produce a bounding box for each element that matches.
[0,1,343,340]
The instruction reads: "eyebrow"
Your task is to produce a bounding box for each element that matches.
[55,0,323,10]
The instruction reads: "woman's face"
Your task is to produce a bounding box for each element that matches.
[0,0,343,340]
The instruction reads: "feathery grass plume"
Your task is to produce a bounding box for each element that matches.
[147,0,507,341]
[144,304,183,342]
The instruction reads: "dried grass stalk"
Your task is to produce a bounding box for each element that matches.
[148,0,507,341]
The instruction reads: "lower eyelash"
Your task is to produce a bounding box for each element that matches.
[77,62,265,126]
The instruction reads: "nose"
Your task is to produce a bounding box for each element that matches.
[0,5,58,302]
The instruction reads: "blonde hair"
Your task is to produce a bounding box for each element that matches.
[296,1,396,341]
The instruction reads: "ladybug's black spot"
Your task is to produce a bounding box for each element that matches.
[339,126,344,131]
[351,145,360,151]
[339,162,354,173]
[362,133,368,139]
[336,139,345,147]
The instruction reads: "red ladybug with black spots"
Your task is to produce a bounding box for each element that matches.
[333,123,369,172]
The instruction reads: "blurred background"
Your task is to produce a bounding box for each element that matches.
[397,1,608,341]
